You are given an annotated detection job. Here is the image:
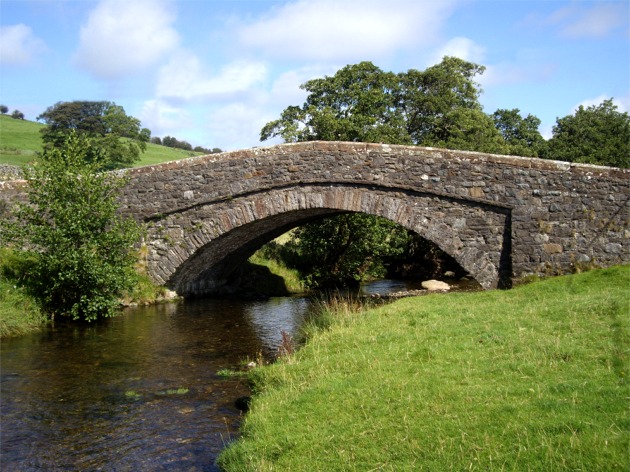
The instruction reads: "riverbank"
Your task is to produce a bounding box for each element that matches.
[218,265,629,471]
[0,277,49,337]
[0,246,178,337]
[0,250,299,337]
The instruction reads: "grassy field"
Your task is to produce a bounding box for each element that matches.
[0,114,204,167]
[0,115,44,165]
[219,266,629,471]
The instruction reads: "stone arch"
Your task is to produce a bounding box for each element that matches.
[145,184,511,295]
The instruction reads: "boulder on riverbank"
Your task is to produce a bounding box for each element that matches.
[421,280,451,291]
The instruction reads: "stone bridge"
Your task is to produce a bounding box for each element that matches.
[2,142,628,295]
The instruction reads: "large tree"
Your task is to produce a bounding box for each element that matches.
[0,132,141,321]
[400,56,503,152]
[492,108,545,157]
[262,62,409,144]
[541,99,629,168]
[262,57,509,153]
[37,100,150,169]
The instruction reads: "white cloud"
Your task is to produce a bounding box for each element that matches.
[237,0,457,61]
[269,65,339,105]
[549,3,628,38]
[0,24,46,65]
[74,0,179,79]
[156,52,268,101]
[428,37,486,66]
[206,103,274,151]
[540,124,554,141]
[574,94,629,113]
[139,99,192,137]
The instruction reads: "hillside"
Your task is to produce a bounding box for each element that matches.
[0,115,44,165]
[0,115,204,167]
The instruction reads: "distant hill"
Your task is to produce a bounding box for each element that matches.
[0,114,204,167]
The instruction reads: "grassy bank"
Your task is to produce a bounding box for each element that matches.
[219,266,629,471]
[249,251,305,294]
[0,278,48,337]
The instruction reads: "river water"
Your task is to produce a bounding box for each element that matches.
[1,279,477,471]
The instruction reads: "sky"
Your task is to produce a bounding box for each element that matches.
[1,0,628,152]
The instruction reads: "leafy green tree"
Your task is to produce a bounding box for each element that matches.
[400,56,505,151]
[0,132,141,321]
[262,62,409,144]
[290,214,410,289]
[37,101,148,169]
[0,105,8,114]
[492,108,545,157]
[262,57,509,154]
[542,99,629,168]
[11,110,25,120]
[436,107,507,154]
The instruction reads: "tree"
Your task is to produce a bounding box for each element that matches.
[400,56,505,151]
[0,105,8,114]
[11,110,25,120]
[492,108,545,157]
[541,99,629,168]
[261,57,509,153]
[262,62,409,144]
[37,101,148,170]
[263,62,410,144]
[290,213,411,289]
[0,132,141,321]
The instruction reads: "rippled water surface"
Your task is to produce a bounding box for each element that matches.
[1,297,312,471]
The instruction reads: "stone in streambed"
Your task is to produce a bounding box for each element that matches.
[421,280,451,291]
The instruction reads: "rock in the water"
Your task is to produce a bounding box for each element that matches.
[421,280,451,291]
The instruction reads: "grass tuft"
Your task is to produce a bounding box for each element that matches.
[0,278,48,337]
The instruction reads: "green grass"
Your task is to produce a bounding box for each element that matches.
[0,114,204,168]
[140,141,203,166]
[249,251,305,294]
[218,266,630,471]
[0,115,45,165]
[0,278,48,337]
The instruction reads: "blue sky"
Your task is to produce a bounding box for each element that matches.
[1,0,628,152]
